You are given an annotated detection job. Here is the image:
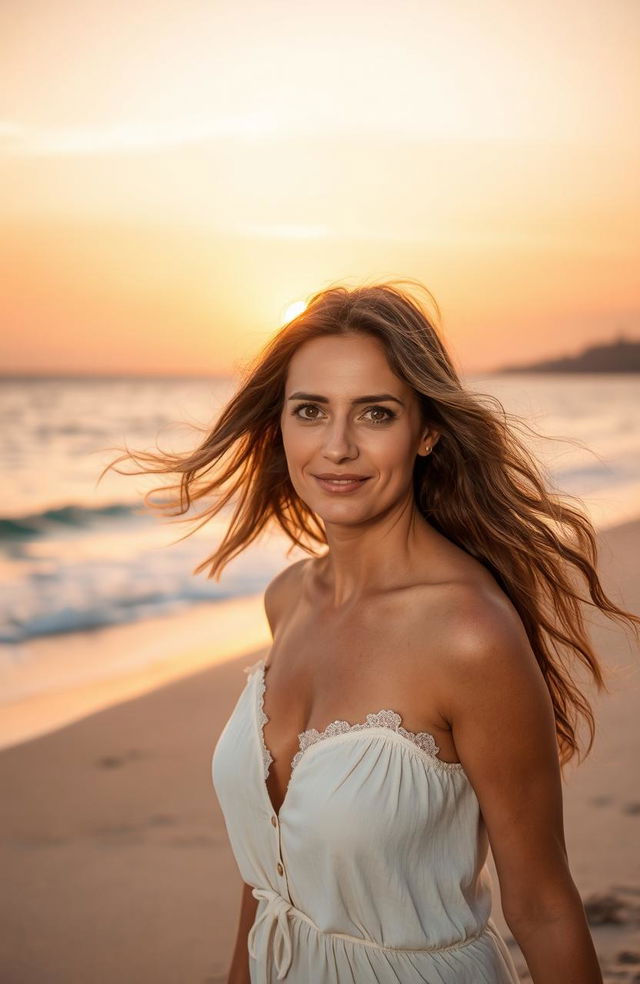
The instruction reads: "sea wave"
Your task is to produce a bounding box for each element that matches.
[0,502,146,540]
[0,586,236,644]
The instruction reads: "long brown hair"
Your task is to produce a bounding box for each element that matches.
[103,279,640,768]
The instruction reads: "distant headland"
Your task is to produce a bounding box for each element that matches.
[496,334,640,373]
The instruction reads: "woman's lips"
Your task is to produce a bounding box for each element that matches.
[313,476,371,494]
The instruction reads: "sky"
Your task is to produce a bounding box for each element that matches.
[0,0,638,375]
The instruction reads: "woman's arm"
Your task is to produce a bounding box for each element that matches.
[435,585,602,984]
[507,899,602,984]
[226,881,259,984]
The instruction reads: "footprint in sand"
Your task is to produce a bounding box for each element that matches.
[96,748,142,768]
[147,813,177,826]
[590,795,613,807]
[584,892,629,925]
[617,951,640,964]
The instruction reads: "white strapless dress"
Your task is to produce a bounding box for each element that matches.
[211,656,521,983]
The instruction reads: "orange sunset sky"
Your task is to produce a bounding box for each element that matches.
[1,0,638,376]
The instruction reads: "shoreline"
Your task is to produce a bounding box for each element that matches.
[0,592,272,752]
[1,511,639,754]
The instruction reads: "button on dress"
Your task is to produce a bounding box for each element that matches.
[211,656,521,983]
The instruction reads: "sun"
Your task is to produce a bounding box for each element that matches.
[282,299,307,324]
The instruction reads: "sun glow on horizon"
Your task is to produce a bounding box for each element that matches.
[0,0,638,375]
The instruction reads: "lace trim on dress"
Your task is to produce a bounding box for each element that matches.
[291,710,464,773]
[243,657,268,679]
[245,657,463,779]
[249,658,274,780]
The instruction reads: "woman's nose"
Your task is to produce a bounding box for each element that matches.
[321,422,358,458]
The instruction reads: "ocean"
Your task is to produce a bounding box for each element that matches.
[1,372,638,715]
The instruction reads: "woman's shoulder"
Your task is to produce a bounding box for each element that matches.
[263,557,313,637]
[393,562,537,714]
[407,573,548,741]
[423,570,522,634]
[409,572,531,673]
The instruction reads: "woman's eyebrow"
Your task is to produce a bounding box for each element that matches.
[287,391,405,407]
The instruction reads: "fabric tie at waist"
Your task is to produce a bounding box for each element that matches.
[247,884,494,981]
[248,886,294,981]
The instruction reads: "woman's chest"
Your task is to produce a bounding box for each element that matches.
[262,599,461,791]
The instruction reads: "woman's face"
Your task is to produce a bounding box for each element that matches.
[280,332,437,522]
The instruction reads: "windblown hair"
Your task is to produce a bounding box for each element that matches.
[103,279,639,768]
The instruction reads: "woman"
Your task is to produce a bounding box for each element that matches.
[110,281,638,983]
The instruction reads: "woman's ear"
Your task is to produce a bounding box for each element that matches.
[417,429,440,456]
[421,428,440,448]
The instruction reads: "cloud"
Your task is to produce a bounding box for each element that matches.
[0,113,280,157]
[231,219,627,255]
[234,222,332,240]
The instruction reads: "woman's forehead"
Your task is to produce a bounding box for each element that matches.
[286,333,400,388]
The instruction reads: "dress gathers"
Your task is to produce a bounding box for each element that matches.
[211,656,521,983]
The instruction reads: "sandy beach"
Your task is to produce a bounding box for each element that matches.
[1,518,639,983]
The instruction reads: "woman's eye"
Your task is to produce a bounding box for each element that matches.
[364,406,395,424]
[291,404,395,424]
[292,403,321,420]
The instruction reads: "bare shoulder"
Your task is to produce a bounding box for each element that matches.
[426,578,541,690]
[419,577,554,741]
[263,557,312,637]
